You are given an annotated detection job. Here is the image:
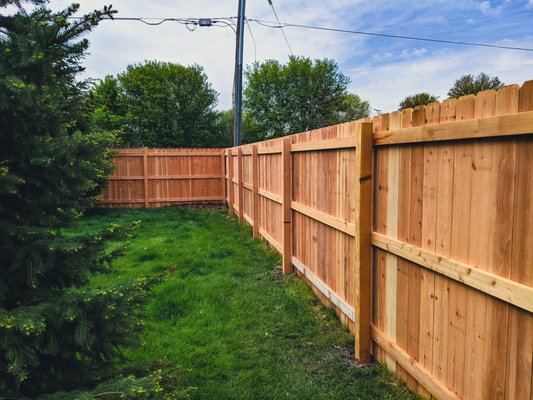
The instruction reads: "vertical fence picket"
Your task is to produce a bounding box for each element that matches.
[252,145,260,238]
[282,137,293,274]
[142,149,149,208]
[221,151,226,202]
[228,148,234,215]
[238,147,244,223]
[354,122,373,364]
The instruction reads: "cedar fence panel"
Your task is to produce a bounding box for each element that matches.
[224,122,374,361]
[99,80,533,399]
[370,81,533,400]
[99,148,225,208]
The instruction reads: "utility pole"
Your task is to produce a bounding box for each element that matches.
[233,0,246,146]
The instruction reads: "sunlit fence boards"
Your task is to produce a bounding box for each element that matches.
[224,122,373,362]
[370,81,533,400]
[99,80,533,400]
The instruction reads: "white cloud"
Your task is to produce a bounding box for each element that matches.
[10,0,533,114]
[349,41,533,113]
[477,1,504,15]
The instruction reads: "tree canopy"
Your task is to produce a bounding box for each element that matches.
[399,92,438,110]
[243,56,370,140]
[0,3,154,397]
[90,61,221,148]
[447,72,504,98]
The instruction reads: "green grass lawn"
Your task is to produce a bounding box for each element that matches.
[73,206,417,399]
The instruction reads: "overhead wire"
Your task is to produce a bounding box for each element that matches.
[247,18,533,52]
[67,15,533,52]
[246,19,257,63]
[67,16,238,33]
[266,0,293,55]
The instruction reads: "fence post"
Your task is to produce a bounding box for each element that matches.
[228,148,234,215]
[354,122,373,363]
[282,137,293,274]
[252,145,260,238]
[188,150,193,199]
[142,148,149,208]
[221,150,226,203]
[237,147,244,223]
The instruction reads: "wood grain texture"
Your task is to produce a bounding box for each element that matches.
[373,110,533,145]
[237,148,244,222]
[372,325,460,400]
[252,145,259,238]
[282,137,293,274]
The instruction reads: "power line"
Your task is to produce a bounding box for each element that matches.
[67,16,238,32]
[247,18,533,52]
[266,0,293,55]
[68,15,533,52]
[246,19,257,63]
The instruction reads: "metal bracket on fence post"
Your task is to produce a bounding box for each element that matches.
[354,122,373,364]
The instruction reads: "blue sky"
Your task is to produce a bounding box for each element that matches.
[8,0,533,113]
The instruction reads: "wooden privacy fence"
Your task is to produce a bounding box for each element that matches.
[223,81,533,400]
[370,82,533,400]
[99,148,225,207]
[224,122,373,362]
[98,80,533,400]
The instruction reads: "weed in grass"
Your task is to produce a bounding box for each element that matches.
[69,207,418,400]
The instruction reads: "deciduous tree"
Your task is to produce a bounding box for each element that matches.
[91,61,220,148]
[243,56,370,139]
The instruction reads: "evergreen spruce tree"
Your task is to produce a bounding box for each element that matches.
[0,2,152,397]
[399,92,438,110]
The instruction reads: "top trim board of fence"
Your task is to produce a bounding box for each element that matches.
[373,110,533,145]
[291,136,356,152]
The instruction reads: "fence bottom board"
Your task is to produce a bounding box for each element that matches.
[291,256,355,322]
[258,227,283,253]
[371,325,459,400]
[243,213,253,226]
